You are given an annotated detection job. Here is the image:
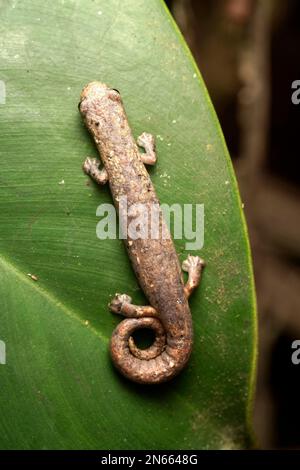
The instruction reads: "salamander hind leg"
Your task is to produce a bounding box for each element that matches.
[109,294,165,362]
[182,255,205,299]
[137,132,157,165]
[109,293,158,317]
[83,157,108,185]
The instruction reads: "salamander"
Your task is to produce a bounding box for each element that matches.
[79,82,205,384]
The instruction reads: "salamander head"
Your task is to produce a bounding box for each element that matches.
[79,81,121,116]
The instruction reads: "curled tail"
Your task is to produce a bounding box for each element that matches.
[108,255,205,384]
[109,316,193,384]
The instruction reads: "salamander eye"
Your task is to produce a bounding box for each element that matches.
[109,88,121,102]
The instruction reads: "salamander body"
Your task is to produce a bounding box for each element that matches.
[79,82,204,384]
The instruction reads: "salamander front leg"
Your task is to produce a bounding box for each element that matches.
[82,157,108,185]
[137,132,157,165]
[109,293,158,317]
[182,255,205,299]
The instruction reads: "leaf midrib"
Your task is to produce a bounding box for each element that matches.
[0,252,231,439]
[0,252,108,344]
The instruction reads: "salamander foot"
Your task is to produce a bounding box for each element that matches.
[182,255,205,299]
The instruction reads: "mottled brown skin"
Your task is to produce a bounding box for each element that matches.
[79,82,205,384]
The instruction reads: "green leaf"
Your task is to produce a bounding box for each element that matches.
[0,0,257,449]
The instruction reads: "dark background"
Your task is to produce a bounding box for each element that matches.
[166,0,300,449]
